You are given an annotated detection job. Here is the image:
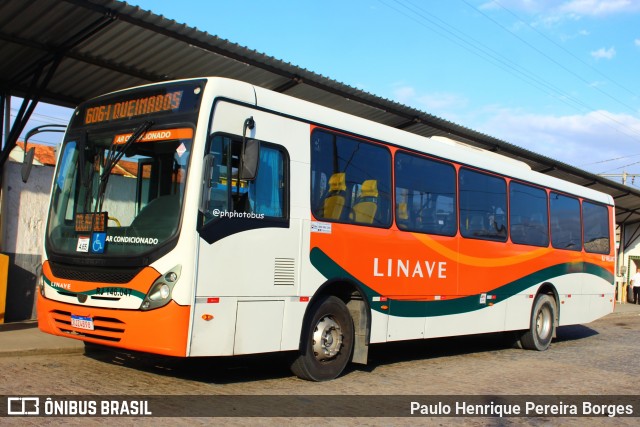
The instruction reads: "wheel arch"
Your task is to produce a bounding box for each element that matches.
[300,277,372,365]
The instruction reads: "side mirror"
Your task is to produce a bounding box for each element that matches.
[21,124,66,183]
[21,147,36,183]
[199,153,215,213]
[240,139,260,181]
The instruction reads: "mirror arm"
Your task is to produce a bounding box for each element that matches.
[21,124,66,183]
[238,116,256,190]
[200,153,214,213]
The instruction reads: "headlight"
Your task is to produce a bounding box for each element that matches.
[36,264,45,297]
[149,283,171,301]
[140,265,181,311]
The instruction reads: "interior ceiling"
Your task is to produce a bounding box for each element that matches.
[2,0,640,226]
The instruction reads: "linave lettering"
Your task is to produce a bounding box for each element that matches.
[374,258,447,279]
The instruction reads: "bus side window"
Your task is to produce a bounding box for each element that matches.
[459,168,506,241]
[583,201,610,254]
[509,181,549,247]
[550,192,582,251]
[246,145,286,218]
[229,142,286,217]
[203,135,229,218]
[202,135,286,223]
[310,130,391,227]
[395,152,456,236]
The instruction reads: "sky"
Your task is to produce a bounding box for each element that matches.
[12,0,640,184]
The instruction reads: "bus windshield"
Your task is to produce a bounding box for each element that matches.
[46,125,193,259]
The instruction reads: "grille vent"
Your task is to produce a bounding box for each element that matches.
[49,262,142,284]
[274,258,295,286]
[51,310,125,342]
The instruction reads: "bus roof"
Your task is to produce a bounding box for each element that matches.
[96,76,613,207]
[241,78,612,206]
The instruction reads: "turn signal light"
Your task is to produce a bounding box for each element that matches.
[202,314,214,321]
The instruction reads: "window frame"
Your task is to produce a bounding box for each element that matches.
[394,150,457,237]
[197,132,290,244]
[310,129,393,229]
[459,167,508,242]
[509,181,550,247]
[549,191,582,252]
[583,200,611,255]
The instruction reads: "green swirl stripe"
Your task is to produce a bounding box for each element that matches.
[43,275,146,300]
[310,247,613,317]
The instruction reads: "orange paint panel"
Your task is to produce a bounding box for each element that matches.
[455,237,582,296]
[311,221,614,298]
[37,293,190,357]
[311,224,458,297]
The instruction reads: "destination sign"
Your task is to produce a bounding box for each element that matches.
[75,212,107,232]
[84,91,184,125]
[70,79,206,130]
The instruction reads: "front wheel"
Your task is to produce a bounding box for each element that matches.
[290,296,354,381]
[520,293,556,351]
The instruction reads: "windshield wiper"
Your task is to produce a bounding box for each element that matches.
[95,120,153,213]
[77,131,95,214]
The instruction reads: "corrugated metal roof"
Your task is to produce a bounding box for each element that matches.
[2,0,640,225]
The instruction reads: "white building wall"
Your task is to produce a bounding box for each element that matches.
[0,160,141,321]
[1,161,53,321]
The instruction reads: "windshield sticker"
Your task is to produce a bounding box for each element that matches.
[176,142,187,158]
[311,221,332,234]
[105,236,159,245]
[90,232,107,254]
[76,236,90,253]
[113,128,193,144]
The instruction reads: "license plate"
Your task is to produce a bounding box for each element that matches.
[71,315,94,331]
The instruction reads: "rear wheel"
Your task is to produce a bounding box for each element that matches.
[520,293,556,351]
[290,295,354,381]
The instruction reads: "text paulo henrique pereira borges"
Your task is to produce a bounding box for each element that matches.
[410,400,634,417]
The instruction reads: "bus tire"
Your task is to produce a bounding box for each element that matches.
[291,295,354,381]
[520,293,556,351]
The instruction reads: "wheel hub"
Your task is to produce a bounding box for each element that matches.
[312,316,343,361]
[536,306,552,339]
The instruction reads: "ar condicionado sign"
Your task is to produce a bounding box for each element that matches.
[84,91,184,125]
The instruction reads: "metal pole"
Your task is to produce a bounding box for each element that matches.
[2,94,9,148]
[618,223,625,303]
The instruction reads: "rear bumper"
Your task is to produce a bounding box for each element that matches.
[37,293,191,357]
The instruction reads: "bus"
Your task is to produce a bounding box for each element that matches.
[38,77,615,381]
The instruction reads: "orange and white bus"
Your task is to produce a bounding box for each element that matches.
[38,77,615,381]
